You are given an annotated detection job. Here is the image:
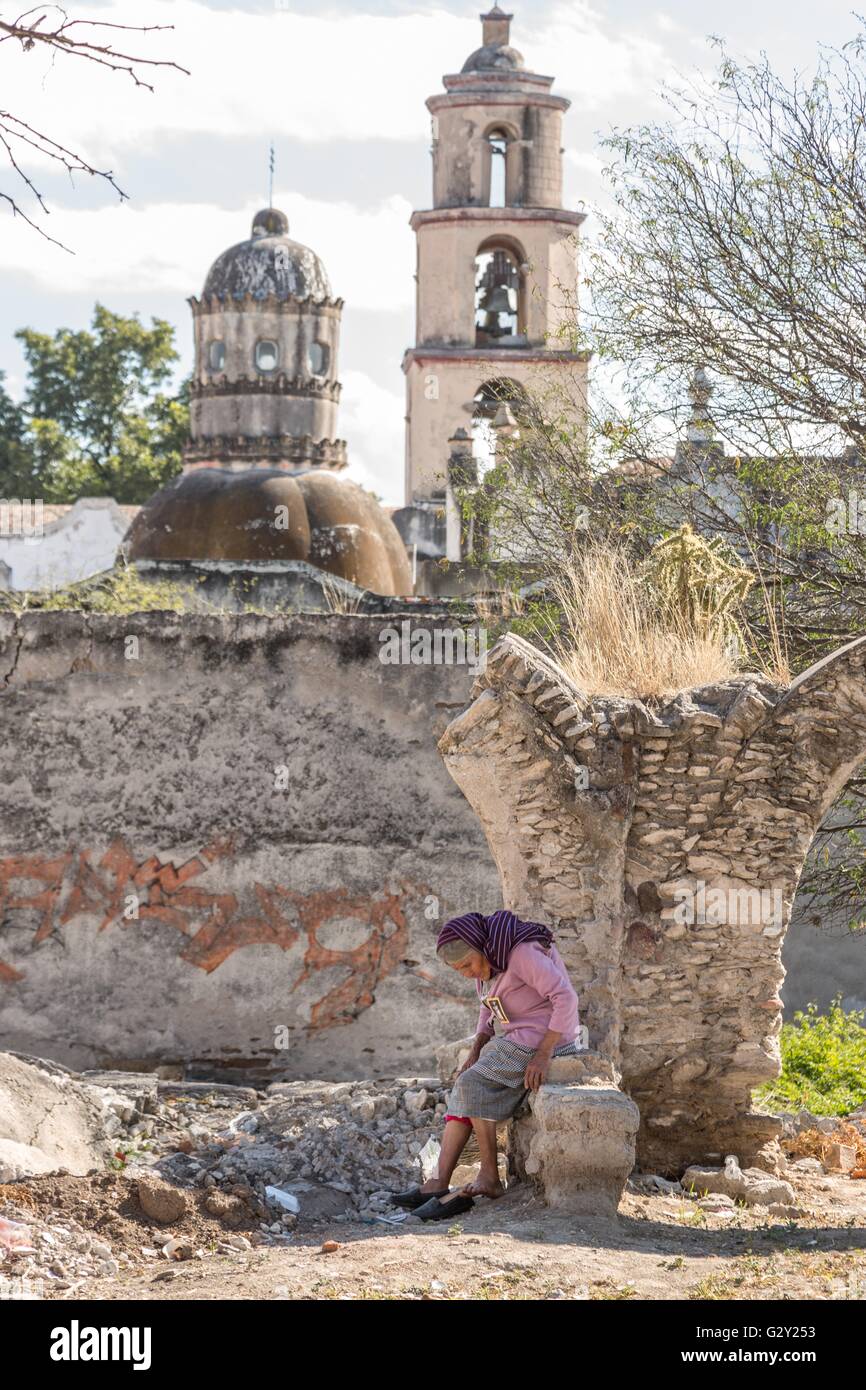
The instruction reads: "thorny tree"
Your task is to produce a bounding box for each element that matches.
[0,5,187,247]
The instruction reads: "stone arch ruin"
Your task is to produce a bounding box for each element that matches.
[438,631,866,1182]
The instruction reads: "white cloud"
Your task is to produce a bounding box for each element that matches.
[527,2,670,112]
[654,12,683,34]
[565,149,606,178]
[0,1,670,167]
[340,369,405,506]
[0,2,671,308]
[1,192,415,312]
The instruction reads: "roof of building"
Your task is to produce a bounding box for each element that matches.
[201,208,333,303]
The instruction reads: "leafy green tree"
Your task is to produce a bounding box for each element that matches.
[2,304,188,504]
[0,371,38,497]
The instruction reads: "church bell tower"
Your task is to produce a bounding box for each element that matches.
[402,6,587,509]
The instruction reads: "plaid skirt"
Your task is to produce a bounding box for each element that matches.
[446,1036,582,1123]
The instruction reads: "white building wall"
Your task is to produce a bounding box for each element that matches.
[0,499,135,591]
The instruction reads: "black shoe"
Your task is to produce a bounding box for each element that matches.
[389,1185,450,1210]
[415,1193,475,1222]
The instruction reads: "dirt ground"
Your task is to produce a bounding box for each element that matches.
[6,1165,866,1301]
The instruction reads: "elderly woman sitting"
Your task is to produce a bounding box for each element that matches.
[390,909,581,1221]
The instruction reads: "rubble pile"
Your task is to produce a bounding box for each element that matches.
[0,1052,465,1295]
[158,1077,454,1221]
[5,1049,865,1297]
[0,1170,264,1297]
[1,1053,455,1220]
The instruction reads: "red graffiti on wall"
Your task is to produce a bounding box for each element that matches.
[0,838,416,1030]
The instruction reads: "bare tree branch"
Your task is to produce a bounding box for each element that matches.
[0,5,188,248]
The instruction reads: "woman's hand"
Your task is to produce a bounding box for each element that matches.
[457,1043,483,1077]
[457,1033,491,1076]
[524,1050,552,1091]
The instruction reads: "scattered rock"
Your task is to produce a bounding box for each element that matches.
[80,1071,159,1114]
[795,1110,838,1135]
[161,1237,194,1261]
[682,1154,794,1207]
[631,1173,682,1195]
[204,1191,249,1228]
[824,1143,857,1173]
[157,1081,260,1106]
[697,1193,736,1211]
[137,1177,189,1225]
[403,1089,430,1114]
[741,1177,797,1206]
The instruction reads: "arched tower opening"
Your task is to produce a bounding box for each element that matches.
[471,377,526,472]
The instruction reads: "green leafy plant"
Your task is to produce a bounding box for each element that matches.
[754,997,866,1115]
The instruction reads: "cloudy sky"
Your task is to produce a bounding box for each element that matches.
[0,0,862,502]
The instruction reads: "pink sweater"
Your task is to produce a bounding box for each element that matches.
[475,941,579,1048]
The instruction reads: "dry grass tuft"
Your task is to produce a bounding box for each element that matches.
[320,574,365,615]
[549,540,741,700]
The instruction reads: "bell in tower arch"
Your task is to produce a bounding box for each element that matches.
[475,247,521,344]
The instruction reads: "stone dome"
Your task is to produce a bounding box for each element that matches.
[202,207,332,303]
[461,42,524,73]
[124,468,412,597]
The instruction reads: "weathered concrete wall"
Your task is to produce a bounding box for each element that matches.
[0,499,134,591]
[0,613,497,1077]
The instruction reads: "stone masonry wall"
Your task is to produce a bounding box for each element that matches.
[439,632,866,1175]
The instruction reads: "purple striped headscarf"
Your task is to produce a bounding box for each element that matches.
[436,909,554,975]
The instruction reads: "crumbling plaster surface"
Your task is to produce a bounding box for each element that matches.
[0,613,499,1076]
[438,632,866,1175]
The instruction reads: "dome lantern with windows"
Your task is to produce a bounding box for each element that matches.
[186,207,346,473]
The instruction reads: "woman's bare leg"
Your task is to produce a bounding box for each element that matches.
[419,1119,473,1193]
[463,1119,504,1198]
